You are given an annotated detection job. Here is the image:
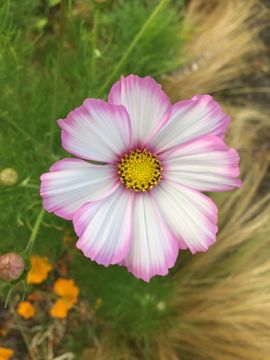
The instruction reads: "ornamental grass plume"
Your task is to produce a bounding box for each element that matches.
[26,255,52,284]
[164,0,267,100]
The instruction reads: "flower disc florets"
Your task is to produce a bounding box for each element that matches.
[118,149,162,192]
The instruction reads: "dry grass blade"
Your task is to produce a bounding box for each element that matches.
[164,0,268,100]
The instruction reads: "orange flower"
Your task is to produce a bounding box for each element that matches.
[50,278,79,319]
[27,255,52,284]
[53,278,79,305]
[17,301,36,319]
[50,298,72,319]
[0,347,14,360]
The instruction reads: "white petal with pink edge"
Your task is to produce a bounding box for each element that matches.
[74,187,134,266]
[153,182,218,254]
[40,158,118,220]
[108,75,171,147]
[123,193,179,282]
[160,135,242,192]
[151,94,230,153]
[58,99,131,163]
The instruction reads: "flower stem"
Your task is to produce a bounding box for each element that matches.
[4,280,23,308]
[97,0,169,97]
[24,208,45,255]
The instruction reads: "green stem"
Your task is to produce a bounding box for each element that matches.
[4,280,23,308]
[24,208,45,255]
[97,0,169,97]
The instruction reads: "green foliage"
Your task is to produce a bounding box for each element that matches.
[0,0,186,353]
[72,254,174,339]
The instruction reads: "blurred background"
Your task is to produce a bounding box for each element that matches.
[0,1,269,359]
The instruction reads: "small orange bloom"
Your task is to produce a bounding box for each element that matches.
[50,278,80,319]
[0,347,14,360]
[53,278,79,305]
[50,298,72,319]
[27,255,52,284]
[17,301,36,319]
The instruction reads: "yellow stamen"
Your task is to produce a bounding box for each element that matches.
[118,149,162,192]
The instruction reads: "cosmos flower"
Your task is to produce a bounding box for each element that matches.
[40,75,241,282]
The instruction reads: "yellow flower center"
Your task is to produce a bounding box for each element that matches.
[118,149,162,192]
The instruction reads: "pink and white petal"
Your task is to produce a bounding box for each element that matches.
[123,193,179,282]
[160,135,242,192]
[108,75,172,147]
[153,182,218,254]
[74,187,134,266]
[40,158,118,220]
[58,99,131,163]
[151,94,230,154]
